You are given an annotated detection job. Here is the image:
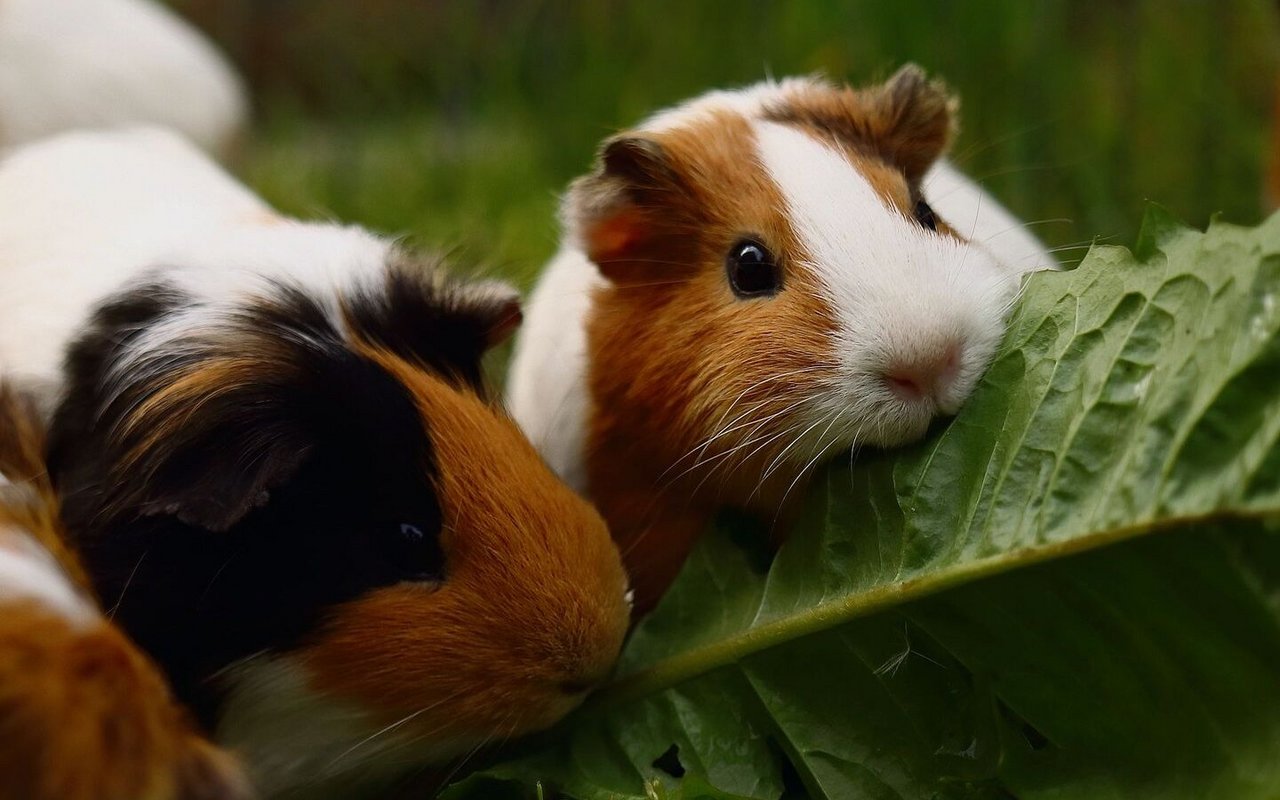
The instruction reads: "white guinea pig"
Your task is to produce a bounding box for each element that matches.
[508,65,1055,613]
[0,0,246,154]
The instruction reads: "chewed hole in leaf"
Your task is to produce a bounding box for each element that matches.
[1020,721,1051,751]
[776,746,809,799]
[723,511,776,574]
[997,699,1054,752]
[652,744,686,778]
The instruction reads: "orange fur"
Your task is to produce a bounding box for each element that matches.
[578,111,838,612]
[303,344,630,743]
[0,384,250,800]
[573,72,960,613]
[0,603,248,800]
[0,386,89,591]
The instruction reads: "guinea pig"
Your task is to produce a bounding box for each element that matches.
[0,381,250,800]
[0,0,246,155]
[508,65,1056,614]
[0,128,631,795]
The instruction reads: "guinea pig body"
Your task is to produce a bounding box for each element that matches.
[0,127,267,408]
[0,382,249,800]
[0,0,246,154]
[0,128,630,793]
[508,68,1055,613]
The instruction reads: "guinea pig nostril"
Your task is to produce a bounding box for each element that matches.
[884,371,926,400]
[882,342,964,403]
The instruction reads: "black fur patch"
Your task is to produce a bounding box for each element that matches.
[47,262,507,725]
[346,255,520,388]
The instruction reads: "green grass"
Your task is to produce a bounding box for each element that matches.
[196,0,1280,289]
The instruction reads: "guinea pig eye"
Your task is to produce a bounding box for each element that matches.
[726,239,781,298]
[914,199,938,232]
[391,521,444,583]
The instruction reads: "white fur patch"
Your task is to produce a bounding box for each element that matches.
[922,160,1057,275]
[0,127,402,405]
[0,527,94,624]
[103,222,395,406]
[506,247,602,490]
[0,127,269,392]
[752,119,1014,448]
[217,654,468,796]
[639,76,822,134]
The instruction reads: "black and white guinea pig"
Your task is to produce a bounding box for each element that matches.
[508,65,1056,613]
[0,381,250,800]
[0,128,630,795]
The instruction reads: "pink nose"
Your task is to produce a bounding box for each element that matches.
[883,343,961,402]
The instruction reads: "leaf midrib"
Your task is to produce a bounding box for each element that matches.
[591,507,1278,710]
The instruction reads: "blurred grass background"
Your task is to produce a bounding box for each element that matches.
[172,0,1280,288]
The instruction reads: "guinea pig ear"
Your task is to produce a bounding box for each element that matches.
[565,134,691,284]
[132,418,313,532]
[346,261,522,389]
[50,355,318,533]
[48,286,333,534]
[859,64,958,183]
[599,135,675,188]
[452,279,523,350]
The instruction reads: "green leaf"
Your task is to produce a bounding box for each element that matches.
[448,209,1280,800]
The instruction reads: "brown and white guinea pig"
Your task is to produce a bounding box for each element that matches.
[508,65,1056,614]
[0,128,630,795]
[0,381,250,800]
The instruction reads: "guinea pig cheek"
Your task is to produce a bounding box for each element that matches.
[716,265,849,468]
[297,582,582,749]
[294,357,629,745]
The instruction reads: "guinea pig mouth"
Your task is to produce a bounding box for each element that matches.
[869,406,936,448]
[835,391,939,450]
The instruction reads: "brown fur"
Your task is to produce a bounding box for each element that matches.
[0,384,250,800]
[764,67,965,243]
[764,65,957,185]
[0,603,248,800]
[303,343,630,743]
[0,386,88,591]
[577,111,838,611]
[570,69,960,612]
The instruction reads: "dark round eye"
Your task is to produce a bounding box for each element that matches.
[914,199,938,232]
[726,239,781,298]
[391,522,444,582]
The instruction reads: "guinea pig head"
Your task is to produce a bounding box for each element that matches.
[567,66,1024,609]
[297,344,631,748]
[48,251,629,782]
